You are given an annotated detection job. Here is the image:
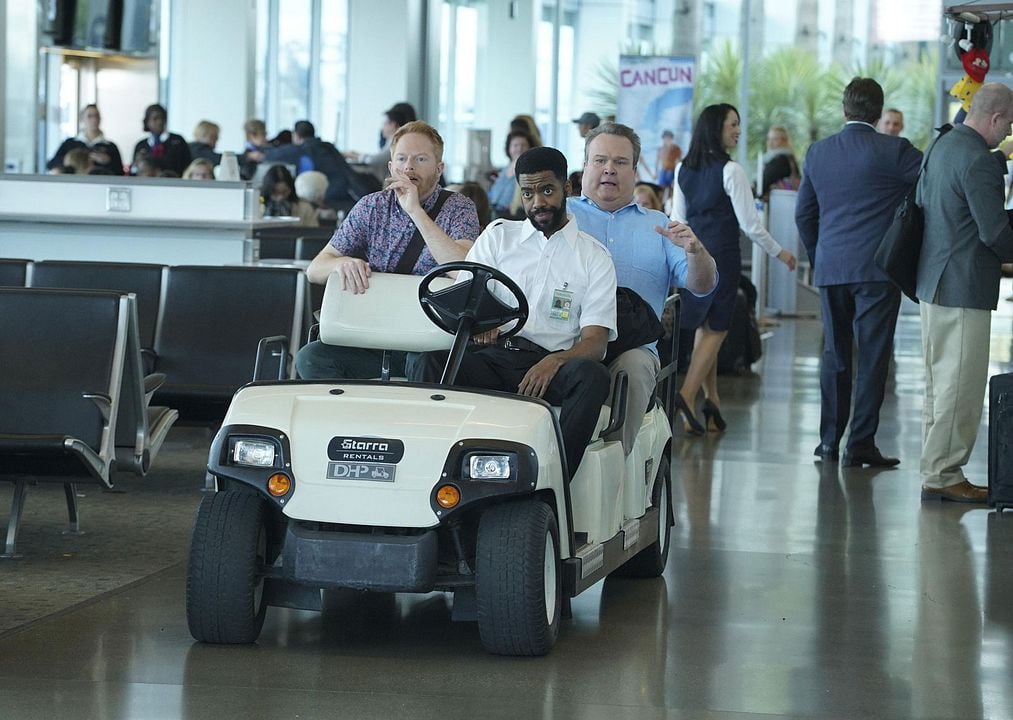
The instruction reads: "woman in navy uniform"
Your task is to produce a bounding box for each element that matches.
[670,104,796,434]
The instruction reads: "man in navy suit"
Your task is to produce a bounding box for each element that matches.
[796,77,922,467]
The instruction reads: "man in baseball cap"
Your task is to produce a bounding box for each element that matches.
[573,111,601,138]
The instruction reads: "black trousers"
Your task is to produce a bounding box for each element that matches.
[819,282,901,452]
[412,345,610,480]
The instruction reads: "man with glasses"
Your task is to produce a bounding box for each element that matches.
[296,121,480,380]
[917,83,1013,503]
[568,122,717,455]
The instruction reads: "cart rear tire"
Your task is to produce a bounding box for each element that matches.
[475,499,561,656]
[612,456,672,578]
[186,490,268,643]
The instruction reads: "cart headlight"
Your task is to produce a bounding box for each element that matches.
[231,438,277,467]
[468,454,512,480]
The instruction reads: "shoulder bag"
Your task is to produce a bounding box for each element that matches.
[874,124,952,303]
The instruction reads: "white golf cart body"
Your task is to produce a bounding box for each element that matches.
[190,268,674,655]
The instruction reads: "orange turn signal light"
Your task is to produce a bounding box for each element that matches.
[267,473,291,496]
[436,484,461,508]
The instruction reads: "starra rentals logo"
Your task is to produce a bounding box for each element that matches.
[341,439,390,452]
[328,436,405,463]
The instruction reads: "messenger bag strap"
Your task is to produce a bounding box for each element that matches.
[393,189,453,275]
[911,123,953,197]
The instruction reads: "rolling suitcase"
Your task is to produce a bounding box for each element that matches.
[988,372,1013,511]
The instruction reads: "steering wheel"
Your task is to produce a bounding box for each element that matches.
[419,262,528,340]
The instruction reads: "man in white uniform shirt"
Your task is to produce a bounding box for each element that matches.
[411,146,618,480]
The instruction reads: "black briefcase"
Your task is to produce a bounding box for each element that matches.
[988,372,1013,511]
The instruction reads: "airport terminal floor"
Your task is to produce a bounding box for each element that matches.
[2,298,1013,719]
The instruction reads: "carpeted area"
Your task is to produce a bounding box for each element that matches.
[0,427,213,636]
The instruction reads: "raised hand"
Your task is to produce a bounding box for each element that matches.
[655,220,704,255]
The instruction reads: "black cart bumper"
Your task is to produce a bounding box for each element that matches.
[279,523,438,593]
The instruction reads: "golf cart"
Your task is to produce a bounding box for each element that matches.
[186,262,675,656]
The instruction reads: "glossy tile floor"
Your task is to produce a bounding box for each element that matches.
[3,301,1013,719]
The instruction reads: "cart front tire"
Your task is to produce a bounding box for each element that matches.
[186,490,269,643]
[475,499,561,656]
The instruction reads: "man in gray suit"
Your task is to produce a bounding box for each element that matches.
[917,83,1013,503]
[796,78,922,467]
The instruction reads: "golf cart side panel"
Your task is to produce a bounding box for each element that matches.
[222,383,566,528]
[569,437,626,545]
[622,407,672,522]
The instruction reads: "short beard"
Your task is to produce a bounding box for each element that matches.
[527,204,566,235]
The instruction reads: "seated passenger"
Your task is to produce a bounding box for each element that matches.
[133,155,162,178]
[261,164,318,227]
[294,170,338,224]
[132,104,191,177]
[239,118,268,180]
[188,120,223,166]
[295,121,480,380]
[183,158,216,180]
[568,122,717,453]
[47,104,124,175]
[634,183,663,211]
[410,146,616,478]
[261,120,365,213]
[488,130,533,219]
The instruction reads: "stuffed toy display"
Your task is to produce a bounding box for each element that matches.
[949,19,993,120]
[950,44,990,113]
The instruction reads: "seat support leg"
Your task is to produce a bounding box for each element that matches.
[62,483,83,535]
[2,479,28,559]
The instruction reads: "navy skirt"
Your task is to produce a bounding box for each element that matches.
[680,247,741,331]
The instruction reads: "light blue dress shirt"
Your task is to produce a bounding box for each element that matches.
[567,195,711,321]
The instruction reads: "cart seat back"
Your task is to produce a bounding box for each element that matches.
[319,271,455,352]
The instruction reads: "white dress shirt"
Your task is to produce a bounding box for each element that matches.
[463,213,618,352]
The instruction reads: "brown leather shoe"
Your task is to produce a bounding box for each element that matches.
[920,480,988,503]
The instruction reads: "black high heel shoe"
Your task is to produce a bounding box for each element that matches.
[702,399,727,432]
[674,395,705,435]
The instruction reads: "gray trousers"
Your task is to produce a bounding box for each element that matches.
[607,347,661,454]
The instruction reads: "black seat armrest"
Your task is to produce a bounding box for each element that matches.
[254,335,290,381]
[144,372,167,396]
[599,370,629,438]
[140,348,158,375]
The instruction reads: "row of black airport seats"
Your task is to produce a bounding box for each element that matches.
[0,259,312,424]
[253,225,334,261]
[0,287,177,556]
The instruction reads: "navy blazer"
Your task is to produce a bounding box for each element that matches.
[795,123,922,287]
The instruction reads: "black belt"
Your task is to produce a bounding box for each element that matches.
[502,336,548,354]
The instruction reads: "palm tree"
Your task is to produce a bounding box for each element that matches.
[694,40,742,112]
[894,50,940,150]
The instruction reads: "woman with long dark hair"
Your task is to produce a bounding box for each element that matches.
[260,164,318,227]
[671,103,796,434]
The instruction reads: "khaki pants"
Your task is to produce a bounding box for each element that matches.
[920,302,992,488]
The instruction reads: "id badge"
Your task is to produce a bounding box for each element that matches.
[549,288,573,321]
